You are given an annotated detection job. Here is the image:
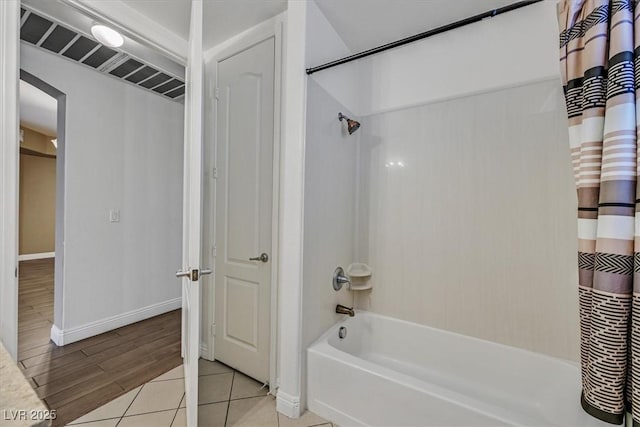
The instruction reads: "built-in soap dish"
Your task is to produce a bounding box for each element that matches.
[346,263,372,291]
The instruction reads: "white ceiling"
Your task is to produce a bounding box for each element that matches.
[121,0,287,49]
[20,80,57,137]
[73,1,517,62]
[120,0,191,40]
[315,0,518,52]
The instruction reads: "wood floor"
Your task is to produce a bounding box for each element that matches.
[18,258,182,427]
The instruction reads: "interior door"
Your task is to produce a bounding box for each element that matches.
[178,1,204,426]
[0,0,20,362]
[214,37,275,382]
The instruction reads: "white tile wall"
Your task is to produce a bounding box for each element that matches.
[300,79,358,408]
[302,79,356,347]
[353,79,579,362]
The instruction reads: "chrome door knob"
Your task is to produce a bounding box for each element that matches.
[249,253,269,263]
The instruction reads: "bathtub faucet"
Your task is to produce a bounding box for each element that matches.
[336,304,355,317]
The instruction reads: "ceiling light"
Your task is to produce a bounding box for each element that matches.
[91,24,124,48]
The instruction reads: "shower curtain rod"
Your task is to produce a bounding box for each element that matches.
[305,0,543,75]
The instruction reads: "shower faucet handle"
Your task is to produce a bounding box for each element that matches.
[333,266,350,291]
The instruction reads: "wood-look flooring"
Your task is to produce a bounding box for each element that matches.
[18,258,182,427]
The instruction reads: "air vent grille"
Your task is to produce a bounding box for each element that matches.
[21,14,53,44]
[125,65,157,84]
[153,78,183,94]
[83,46,118,68]
[40,26,76,53]
[62,36,98,61]
[19,7,185,102]
[139,73,172,89]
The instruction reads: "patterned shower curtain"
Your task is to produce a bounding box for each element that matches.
[558,0,639,424]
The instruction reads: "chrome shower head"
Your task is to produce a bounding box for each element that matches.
[338,112,360,135]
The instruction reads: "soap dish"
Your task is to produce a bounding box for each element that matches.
[346,263,372,290]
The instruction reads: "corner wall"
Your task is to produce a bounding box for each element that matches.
[21,43,184,342]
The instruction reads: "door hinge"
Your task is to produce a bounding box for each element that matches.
[212,245,217,258]
[212,167,218,179]
[214,87,219,100]
[211,324,216,337]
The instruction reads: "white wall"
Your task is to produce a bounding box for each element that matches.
[312,0,560,117]
[305,1,360,118]
[21,44,184,341]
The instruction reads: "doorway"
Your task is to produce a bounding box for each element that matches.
[17,71,65,360]
[202,19,283,391]
[213,36,276,383]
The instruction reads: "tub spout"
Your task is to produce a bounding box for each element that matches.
[336,304,355,317]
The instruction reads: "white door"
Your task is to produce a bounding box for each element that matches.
[178,1,205,427]
[214,37,275,383]
[0,0,20,362]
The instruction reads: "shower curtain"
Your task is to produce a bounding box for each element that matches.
[558,0,639,424]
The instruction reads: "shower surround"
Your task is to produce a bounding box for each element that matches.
[298,0,584,421]
[353,79,578,361]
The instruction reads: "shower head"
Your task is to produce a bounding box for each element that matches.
[338,112,360,135]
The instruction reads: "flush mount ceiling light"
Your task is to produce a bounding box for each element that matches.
[91,24,124,48]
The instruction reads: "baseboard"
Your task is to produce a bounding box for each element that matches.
[50,324,63,346]
[18,252,54,261]
[200,341,208,358]
[276,390,301,418]
[50,297,181,346]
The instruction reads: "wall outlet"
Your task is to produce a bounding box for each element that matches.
[109,209,120,223]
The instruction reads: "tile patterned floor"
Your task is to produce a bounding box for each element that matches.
[67,360,332,427]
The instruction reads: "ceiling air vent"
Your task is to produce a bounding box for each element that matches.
[19,7,185,102]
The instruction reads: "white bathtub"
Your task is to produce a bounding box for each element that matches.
[307,311,609,427]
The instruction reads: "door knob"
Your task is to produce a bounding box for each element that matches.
[249,253,269,263]
[176,268,212,281]
[176,269,191,278]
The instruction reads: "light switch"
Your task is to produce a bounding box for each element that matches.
[109,209,120,223]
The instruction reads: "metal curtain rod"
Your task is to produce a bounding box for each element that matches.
[305,0,543,75]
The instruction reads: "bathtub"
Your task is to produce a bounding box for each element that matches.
[307,311,608,427]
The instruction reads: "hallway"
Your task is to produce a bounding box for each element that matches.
[18,259,182,426]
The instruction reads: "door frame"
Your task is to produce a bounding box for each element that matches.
[18,70,67,346]
[202,14,284,391]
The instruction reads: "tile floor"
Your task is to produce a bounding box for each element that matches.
[67,360,332,427]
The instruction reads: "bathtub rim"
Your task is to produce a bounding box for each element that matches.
[314,309,579,370]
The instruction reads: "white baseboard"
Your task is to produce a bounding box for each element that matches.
[276,390,301,418]
[50,324,63,346]
[200,342,208,358]
[50,297,181,346]
[18,252,54,261]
